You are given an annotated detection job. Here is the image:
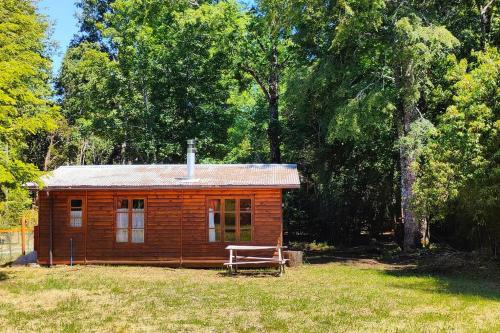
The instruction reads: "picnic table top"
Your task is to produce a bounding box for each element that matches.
[225,245,286,250]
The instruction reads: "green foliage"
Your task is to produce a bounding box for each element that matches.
[0,0,60,200]
[60,0,249,164]
[414,47,499,248]
[0,187,30,227]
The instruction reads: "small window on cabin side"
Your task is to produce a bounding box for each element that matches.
[70,199,83,227]
[208,198,252,242]
[132,199,145,243]
[116,199,128,242]
[116,198,145,244]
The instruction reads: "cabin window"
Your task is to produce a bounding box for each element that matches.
[208,199,221,242]
[116,198,145,244]
[132,199,145,243]
[208,197,252,242]
[69,199,83,227]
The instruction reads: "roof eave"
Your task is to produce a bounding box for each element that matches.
[35,184,301,191]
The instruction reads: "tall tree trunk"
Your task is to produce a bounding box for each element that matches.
[477,0,494,48]
[420,217,430,247]
[78,139,88,165]
[395,60,422,252]
[268,94,281,163]
[43,134,55,171]
[399,102,420,251]
[268,45,281,163]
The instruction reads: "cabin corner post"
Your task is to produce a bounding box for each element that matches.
[48,191,53,267]
[84,190,88,264]
[280,189,284,246]
[180,189,184,268]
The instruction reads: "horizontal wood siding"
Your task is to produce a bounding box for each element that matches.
[37,192,50,263]
[37,191,87,263]
[37,188,282,265]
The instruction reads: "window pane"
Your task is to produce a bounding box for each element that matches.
[225,212,235,227]
[70,211,82,217]
[116,229,128,242]
[116,212,128,228]
[132,229,144,243]
[208,199,220,212]
[208,206,220,242]
[208,212,220,228]
[133,199,144,209]
[224,210,236,242]
[209,227,221,242]
[240,228,252,241]
[240,199,251,212]
[224,230,236,242]
[118,199,128,209]
[132,212,144,228]
[240,212,251,227]
[71,199,82,208]
[225,199,236,212]
[70,211,82,227]
[216,225,221,241]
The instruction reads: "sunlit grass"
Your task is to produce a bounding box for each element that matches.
[0,263,498,332]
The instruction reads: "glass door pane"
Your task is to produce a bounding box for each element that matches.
[208,199,221,242]
[224,199,236,242]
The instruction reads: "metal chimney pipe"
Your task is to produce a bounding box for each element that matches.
[187,139,196,179]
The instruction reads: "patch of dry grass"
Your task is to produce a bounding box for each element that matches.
[0,262,499,332]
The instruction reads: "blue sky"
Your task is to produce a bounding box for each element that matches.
[38,0,79,75]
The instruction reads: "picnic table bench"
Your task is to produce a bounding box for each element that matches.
[224,245,288,275]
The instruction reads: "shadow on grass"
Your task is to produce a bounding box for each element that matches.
[382,266,500,301]
[305,248,413,267]
[0,271,8,281]
[217,269,283,278]
[305,247,500,301]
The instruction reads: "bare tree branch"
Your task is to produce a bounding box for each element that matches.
[242,65,271,100]
[481,0,494,14]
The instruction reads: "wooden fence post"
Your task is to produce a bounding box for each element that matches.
[21,217,26,256]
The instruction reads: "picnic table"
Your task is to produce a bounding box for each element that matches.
[224,245,288,275]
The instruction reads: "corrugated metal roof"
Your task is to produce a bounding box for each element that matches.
[37,164,300,189]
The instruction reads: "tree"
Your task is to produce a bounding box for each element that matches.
[72,0,116,53]
[0,0,59,224]
[282,0,399,244]
[239,0,296,163]
[390,15,458,250]
[414,47,499,253]
[0,1,59,188]
[59,0,248,164]
[58,42,122,164]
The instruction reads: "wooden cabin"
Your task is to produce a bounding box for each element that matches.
[32,150,300,267]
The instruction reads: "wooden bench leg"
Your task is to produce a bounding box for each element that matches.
[278,247,284,276]
[228,249,234,275]
[234,250,238,274]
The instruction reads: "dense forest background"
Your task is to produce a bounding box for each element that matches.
[1,0,498,253]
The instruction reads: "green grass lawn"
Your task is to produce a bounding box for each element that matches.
[0,261,499,332]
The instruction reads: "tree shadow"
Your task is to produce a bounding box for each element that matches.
[304,246,413,267]
[0,271,8,281]
[304,246,500,301]
[382,266,500,301]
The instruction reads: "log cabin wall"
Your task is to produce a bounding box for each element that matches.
[36,188,283,266]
